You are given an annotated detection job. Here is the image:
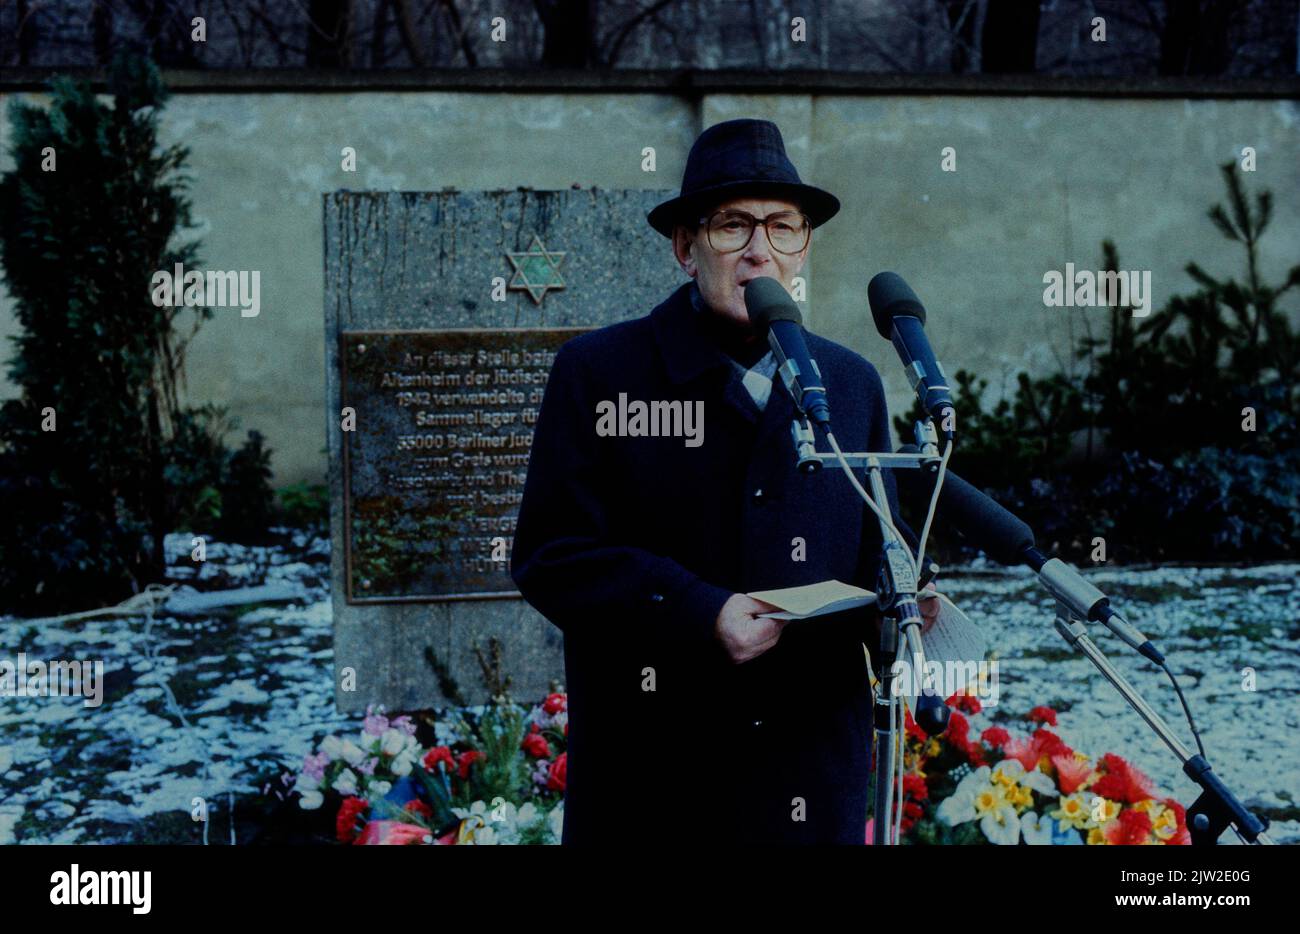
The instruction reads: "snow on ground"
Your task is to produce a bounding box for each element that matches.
[0,532,1296,844]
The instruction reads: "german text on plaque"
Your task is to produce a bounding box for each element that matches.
[340,328,589,602]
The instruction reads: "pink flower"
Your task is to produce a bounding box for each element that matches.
[301,751,330,783]
[390,715,417,736]
[363,705,389,736]
[354,820,431,845]
[1052,754,1092,795]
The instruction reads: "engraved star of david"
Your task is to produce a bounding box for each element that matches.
[505,234,566,305]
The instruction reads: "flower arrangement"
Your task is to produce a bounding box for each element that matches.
[888,694,1190,845]
[293,692,568,845]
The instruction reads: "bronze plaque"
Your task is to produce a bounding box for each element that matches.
[340,327,591,602]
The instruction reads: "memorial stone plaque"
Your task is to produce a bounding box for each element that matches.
[340,327,586,601]
[324,188,677,711]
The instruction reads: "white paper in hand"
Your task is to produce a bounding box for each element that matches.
[747,579,877,620]
[914,592,987,693]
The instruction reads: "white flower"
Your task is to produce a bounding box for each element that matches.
[980,802,1021,846]
[935,766,991,825]
[516,802,539,826]
[993,758,1057,796]
[339,740,366,766]
[332,769,359,796]
[390,749,417,777]
[934,765,1020,845]
[472,826,499,845]
[380,728,409,757]
[369,780,392,798]
[1020,811,1053,845]
[320,736,344,759]
[547,804,564,843]
[452,800,489,821]
[298,790,324,810]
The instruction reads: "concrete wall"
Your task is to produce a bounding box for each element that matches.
[1,89,1296,486]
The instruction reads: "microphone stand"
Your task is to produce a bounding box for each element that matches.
[1051,605,1275,845]
[790,416,948,845]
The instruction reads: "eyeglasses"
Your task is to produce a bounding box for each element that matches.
[696,210,811,255]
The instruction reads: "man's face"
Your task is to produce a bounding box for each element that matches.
[672,196,810,329]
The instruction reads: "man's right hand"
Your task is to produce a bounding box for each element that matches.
[714,593,787,664]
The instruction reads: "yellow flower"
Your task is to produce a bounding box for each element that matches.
[1087,827,1108,845]
[1052,793,1092,830]
[1132,798,1155,813]
[974,785,1009,817]
[1012,785,1035,810]
[1096,798,1121,823]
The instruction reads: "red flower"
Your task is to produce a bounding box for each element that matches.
[980,726,1010,748]
[422,746,454,774]
[902,773,929,801]
[945,692,982,714]
[403,800,433,819]
[945,710,971,753]
[336,796,369,844]
[903,708,927,743]
[1032,728,1072,759]
[1091,753,1156,804]
[456,750,483,780]
[1104,808,1153,845]
[547,752,567,792]
[903,801,924,819]
[521,732,552,759]
[1160,797,1191,845]
[967,745,988,767]
[542,692,567,715]
[1028,706,1058,726]
[1052,754,1093,795]
[945,711,979,761]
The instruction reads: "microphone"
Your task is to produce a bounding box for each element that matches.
[744,277,831,427]
[867,272,955,437]
[898,448,1164,664]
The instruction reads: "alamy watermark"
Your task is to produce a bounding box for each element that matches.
[890,655,1000,708]
[1042,263,1152,318]
[0,653,104,708]
[595,393,704,448]
[150,262,260,317]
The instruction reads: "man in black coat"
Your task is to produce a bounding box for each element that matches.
[511,119,935,844]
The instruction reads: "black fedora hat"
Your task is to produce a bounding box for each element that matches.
[647,118,840,238]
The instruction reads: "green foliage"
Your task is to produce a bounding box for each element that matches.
[899,164,1300,563]
[277,481,330,531]
[463,700,534,803]
[0,51,277,614]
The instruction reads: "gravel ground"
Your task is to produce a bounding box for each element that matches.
[0,533,1295,844]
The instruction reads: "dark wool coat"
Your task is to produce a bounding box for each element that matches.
[511,280,917,845]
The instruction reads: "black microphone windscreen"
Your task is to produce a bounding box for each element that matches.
[868,271,926,337]
[896,447,1036,566]
[743,276,801,334]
